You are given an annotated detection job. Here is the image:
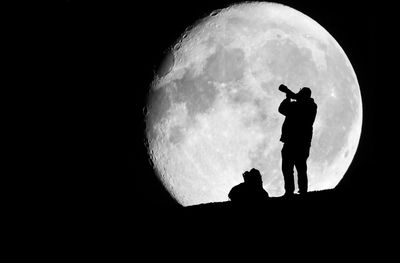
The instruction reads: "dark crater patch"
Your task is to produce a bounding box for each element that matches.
[172,67,219,119]
[156,51,175,78]
[145,85,172,140]
[204,45,246,83]
[168,125,185,145]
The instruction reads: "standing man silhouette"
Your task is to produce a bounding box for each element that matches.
[278,84,317,196]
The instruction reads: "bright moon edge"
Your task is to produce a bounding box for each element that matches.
[145,2,363,206]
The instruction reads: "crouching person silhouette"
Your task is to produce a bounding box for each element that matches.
[228,168,269,204]
[278,84,317,196]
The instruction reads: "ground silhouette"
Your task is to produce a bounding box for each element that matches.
[147,187,372,246]
[134,169,378,252]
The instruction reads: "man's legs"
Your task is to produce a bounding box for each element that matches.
[281,143,295,195]
[295,146,310,194]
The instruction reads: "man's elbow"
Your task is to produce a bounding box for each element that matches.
[278,106,287,115]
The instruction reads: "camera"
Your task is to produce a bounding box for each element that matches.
[279,84,297,99]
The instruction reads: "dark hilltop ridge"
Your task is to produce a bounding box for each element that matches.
[146,187,378,247]
[139,170,380,245]
[183,188,354,221]
[183,168,366,220]
[161,186,366,226]
[187,188,337,210]
[137,169,381,250]
[150,169,372,223]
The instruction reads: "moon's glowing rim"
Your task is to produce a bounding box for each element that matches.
[146,2,363,206]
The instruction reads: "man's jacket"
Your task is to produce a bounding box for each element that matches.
[278,97,317,146]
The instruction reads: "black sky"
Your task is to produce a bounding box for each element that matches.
[56,0,376,210]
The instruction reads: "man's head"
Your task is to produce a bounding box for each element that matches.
[297,87,312,101]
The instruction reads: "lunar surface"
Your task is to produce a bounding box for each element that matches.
[145,2,362,206]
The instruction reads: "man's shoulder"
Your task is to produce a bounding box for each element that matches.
[307,99,317,109]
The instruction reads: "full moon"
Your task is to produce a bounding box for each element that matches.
[145,2,362,206]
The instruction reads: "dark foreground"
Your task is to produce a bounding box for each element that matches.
[137,189,382,247]
[81,188,385,259]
